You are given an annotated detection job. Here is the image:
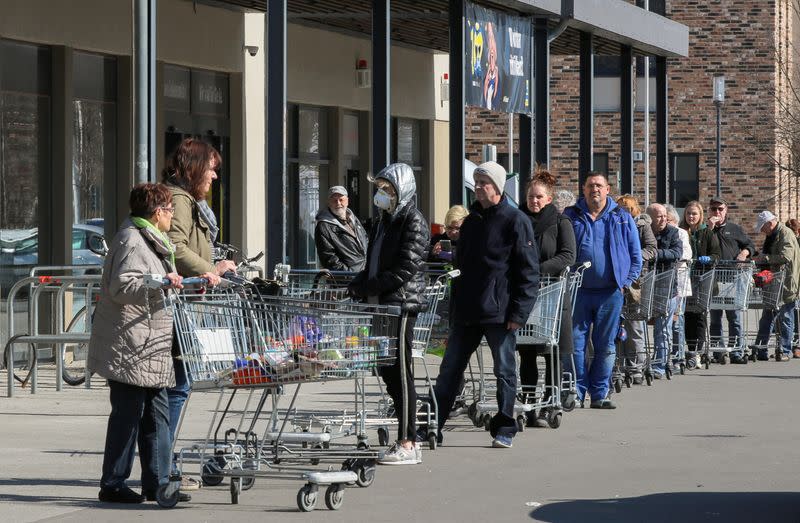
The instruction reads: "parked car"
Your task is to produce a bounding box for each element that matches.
[0,224,106,296]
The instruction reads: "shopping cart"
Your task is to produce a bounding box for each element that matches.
[706,261,754,365]
[616,265,657,387]
[683,263,715,369]
[649,263,678,379]
[164,279,400,512]
[745,264,786,360]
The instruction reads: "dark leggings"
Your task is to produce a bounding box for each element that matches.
[378,313,417,441]
[684,311,707,353]
[519,348,557,398]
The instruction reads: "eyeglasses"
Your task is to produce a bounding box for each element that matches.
[160,206,175,214]
[446,225,461,232]
[709,206,725,211]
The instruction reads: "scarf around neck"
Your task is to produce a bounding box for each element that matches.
[196,199,219,244]
[130,216,175,267]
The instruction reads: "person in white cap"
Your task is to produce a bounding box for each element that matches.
[750,210,800,361]
[423,160,539,449]
[314,185,368,272]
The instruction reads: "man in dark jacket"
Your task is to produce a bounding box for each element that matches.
[564,173,642,409]
[314,186,368,271]
[707,197,755,363]
[646,203,684,377]
[428,161,539,449]
[349,164,429,465]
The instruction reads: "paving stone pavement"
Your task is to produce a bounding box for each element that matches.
[1,357,799,523]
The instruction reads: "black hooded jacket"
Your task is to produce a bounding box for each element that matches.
[348,164,430,312]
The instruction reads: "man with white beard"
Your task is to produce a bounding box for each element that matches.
[314,185,368,271]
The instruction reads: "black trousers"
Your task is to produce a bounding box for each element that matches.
[101,380,171,492]
[684,311,707,353]
[378,313,417,441]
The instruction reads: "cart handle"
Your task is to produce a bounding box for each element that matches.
[143,274,210,289]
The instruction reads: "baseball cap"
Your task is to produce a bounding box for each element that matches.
[754,210,777,233]
[328,185,348,197]
[709,196,728,207]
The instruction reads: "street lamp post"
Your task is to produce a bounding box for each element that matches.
[713,75,725,198]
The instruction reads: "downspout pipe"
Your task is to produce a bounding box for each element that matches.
[548,0,573,44]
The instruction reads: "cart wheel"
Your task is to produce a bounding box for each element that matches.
[665,367,672,380]
[482,414,492,431]
[297,484,318,512]
[230,477,241,505]
[356,439,369,451]
[516,415,526,433]
[355,462,376,488]
[377,427,390,446]
[742,355,749,365]
[547,411,562,429]
[561,393,576,412]
[156,483,180,509]
[467,402,478,424]
[311,443,322,465]
[624,375,632,388]
[241,475,255,491]
[428,433,438,450]
[720,354,728,365]
[645,374,653,386]
[679,363,686,375]
[614,379,622,393]
[749,352,757,362]
[686,357,697,370]
[324,484,345,511]
[201,456,225,486]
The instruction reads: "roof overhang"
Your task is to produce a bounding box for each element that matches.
[189,0,689,58]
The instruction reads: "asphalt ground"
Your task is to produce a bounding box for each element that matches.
[1,354,799,523]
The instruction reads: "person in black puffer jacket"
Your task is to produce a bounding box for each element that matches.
[517,167,576,427]
[349,163,429,465]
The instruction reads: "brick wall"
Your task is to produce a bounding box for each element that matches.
[465,0,800,242]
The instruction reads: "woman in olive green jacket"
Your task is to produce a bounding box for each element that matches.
[161,139,235,489]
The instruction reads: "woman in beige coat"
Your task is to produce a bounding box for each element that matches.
[162,138,235,490]
[88,183,183,504]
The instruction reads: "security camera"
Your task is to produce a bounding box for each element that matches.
[244,45,259,57]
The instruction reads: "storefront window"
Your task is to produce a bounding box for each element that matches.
[0,40,51,295]
[73,52,116,237]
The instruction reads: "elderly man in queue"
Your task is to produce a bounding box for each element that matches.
[751,211,800,361]
[425,161,539,449]
[707,197,755,363]
[645,203,684,378]
[563,172,642,409]
[314,185,368,272]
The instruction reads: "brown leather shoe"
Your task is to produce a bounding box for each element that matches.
[792,348,800,359]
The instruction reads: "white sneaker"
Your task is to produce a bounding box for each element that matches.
[377,443,420,465]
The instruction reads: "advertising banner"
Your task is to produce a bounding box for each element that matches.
[465,1,531,114]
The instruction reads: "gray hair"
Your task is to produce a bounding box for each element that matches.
[553,189,577,213]
[664,203,680,225]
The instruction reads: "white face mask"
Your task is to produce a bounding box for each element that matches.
[373,189,393,211]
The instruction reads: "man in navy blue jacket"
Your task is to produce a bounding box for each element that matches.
[646,203,684,377]
[428,161,539,449]
[564,172,642,409]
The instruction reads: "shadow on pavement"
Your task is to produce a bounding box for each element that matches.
[0,478,98,488]
[530,492,800,522]
[696,374,800,380]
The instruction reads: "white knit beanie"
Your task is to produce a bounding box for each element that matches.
[473,161,507,193]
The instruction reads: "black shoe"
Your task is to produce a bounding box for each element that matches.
[98,486,145,504]
[730,354,745,364]
[589,399,617,410]
[143,489,192,503]
[757,349,769,361]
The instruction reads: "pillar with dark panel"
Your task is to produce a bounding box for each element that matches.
[518,18,536,190]
[655,55,668,203]
[578,31,593,188]
[266,0,287,272]
[620,45,634,195]
[533,18,550,175]
[371,0,390,178]
[449,0,465,206]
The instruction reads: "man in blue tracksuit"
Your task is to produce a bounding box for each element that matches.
[427,161,539,449]
[564,172,642,409]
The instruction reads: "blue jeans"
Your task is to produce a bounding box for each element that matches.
[434,323,518,438]
[653,297,679,374]
[168,357,190,442]
[709,309,743,352]
[566,288,624,402]
[755,301,796,354]
[101,380,171,492]
[672,303,686,357]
